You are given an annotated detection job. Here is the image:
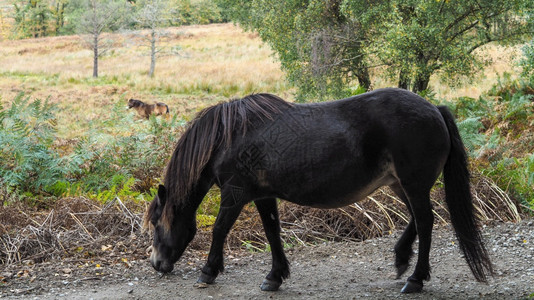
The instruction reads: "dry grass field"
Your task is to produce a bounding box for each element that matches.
[0,23,522,139]
[430,44,523,99]
[0,24,289,138]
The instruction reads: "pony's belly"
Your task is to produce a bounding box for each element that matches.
[288,173,397,209]
[302,189,377,209]
[303,194,368,209]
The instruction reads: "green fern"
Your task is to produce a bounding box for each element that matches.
[504,93,533,123]
[0,93,64,196]
[58,101,186,194]
[457,117,487,156]
[486,154,534,205]
[518,40,534,83]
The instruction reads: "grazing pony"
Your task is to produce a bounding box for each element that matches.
[144,88,493,293]
[128,98,169,119]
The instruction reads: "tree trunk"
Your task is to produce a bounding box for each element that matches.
[412,75,430,93]
[398,68,410,90]
[411,67,432,93]
[93,33,98,78]
[55,2,65,34]
[149,30,156,78]
[355,67,371,91]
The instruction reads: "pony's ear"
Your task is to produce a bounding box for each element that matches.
[157,184,167,206]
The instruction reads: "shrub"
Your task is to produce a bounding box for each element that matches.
[445,76,534,208]
[0,94,67,196]
[484,154,534,208]
[66,102,186,194]
[0,94,187,202]
[518,40,534,84]
[456,117,487,155]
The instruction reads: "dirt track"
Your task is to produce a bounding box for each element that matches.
[1,219,533,299]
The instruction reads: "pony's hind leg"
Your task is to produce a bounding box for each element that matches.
[399,185,434,293]
[390,183,417,279]
[395,221,416,279]
[254,198,290,291]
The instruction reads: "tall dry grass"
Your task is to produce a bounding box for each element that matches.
[431,45,523,99]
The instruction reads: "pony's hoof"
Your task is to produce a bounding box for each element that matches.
[197,272,216,284]
[400,280,423,293]
[260,279,282,291]
[396,263,409,279]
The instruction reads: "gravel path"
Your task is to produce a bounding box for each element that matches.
[1,219,533,299]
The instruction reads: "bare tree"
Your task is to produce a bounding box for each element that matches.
[77,0,130,78]
[133,0,173,78]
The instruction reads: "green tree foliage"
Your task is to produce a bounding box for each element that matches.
[343,0,534,92]
[11,0,69,38]
[9,0,223,38]
[219,0,534,98]
[217,0,369,100]
[13,0,50,38]
[170,0,222,25]
[59,0,86,35]
[52,0,67,34]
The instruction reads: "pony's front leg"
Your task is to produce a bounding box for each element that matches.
[254,198,290,291]
[198,203,245,284]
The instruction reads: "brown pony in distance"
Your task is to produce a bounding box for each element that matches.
[128,99,169,119]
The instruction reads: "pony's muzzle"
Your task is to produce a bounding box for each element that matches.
[150,248,174,273]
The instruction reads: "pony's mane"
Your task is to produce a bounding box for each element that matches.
[149,93,292,229]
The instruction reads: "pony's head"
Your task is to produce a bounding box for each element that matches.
[145,184,196,273]
[127,99,143,109]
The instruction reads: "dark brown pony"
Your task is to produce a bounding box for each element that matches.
[144,88,493,293]
[128,99,169,119]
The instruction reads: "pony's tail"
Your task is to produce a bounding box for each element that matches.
[165,104,169,114]
[438,106,494,282]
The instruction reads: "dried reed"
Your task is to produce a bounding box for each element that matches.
[0,175,524,265]
[228,174,523,249]
[0,197,148,265]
